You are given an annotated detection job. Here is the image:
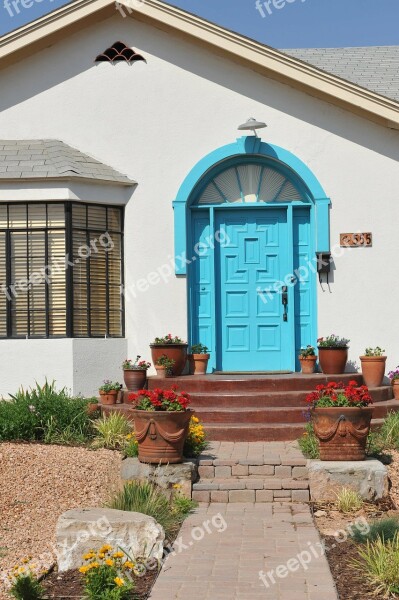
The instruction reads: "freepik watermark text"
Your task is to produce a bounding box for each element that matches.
[255,0,306,19]
[3,0,54,18]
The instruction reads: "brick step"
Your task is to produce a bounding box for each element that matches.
[198,463,307,479]
[189,386,393,407]
[193,477,309,491]
[192,478,310,503]
[148,373,364,393]
[204,423,306,441]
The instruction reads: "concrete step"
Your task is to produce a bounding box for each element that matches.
[148,373,364,393]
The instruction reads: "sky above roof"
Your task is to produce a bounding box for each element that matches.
[0,0,398,47]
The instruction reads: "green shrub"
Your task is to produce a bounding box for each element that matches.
[92,413,132,450]
[80,547,134,600]
[298,423,319,459]
[378,411,399,450]
[123,432,139,458]
[351,518,399,544]
[335,488,363,513]
[172,495,197,520]
[353,533,399,596]
[0,381,94,444]
[109,481,185,538]
[9,572,44,600]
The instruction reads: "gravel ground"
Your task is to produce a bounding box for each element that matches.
[388,449,399,509]
[0,443,121,598]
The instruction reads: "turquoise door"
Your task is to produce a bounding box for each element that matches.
[215,209,292,371]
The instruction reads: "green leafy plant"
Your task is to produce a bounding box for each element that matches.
[191,343,209,354]
[0,381,94,444]
[155,355,175,375]
[99,380,122,393]
[123,432,139,458]
[9,568,44,600]
[92,413,132,450]
[352,533,399,597]
[80,546,134,599]
[172,495,197,520]
[298,423,319,459]
[152,334,185,345]
[335,487,363,513]
[122,356,151,370]
[364,347,385,357]
[299,345,316,358]
[351,518,399,544]
[109,481,186,538]
[317,334,350,348]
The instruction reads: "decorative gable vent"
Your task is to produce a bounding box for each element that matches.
[95,41,146,63]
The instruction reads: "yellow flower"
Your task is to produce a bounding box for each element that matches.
[100,544,112,554]
[90,562,100,569]
[112,551,124,559]
[98,553,105,559]
[123,561,135,570]
[114,577,125,587]
[173,483,182,489]
[105,559,114,567]
[79,565,90,574]
[83,553,95,561]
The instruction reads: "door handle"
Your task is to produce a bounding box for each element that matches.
[282,286,288,322]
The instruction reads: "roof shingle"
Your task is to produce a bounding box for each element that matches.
[0,139,134,184]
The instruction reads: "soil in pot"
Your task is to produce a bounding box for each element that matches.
[188,353,210,375]
[123,369,147,391]
[312,406,373,461]
[150,344,188,376]
[318,347,348,374]
[360,356,387,388]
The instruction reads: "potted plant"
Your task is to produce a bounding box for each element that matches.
[150,334,188,376]
[155,355,175,378]
[360,347,386,388]
[128,387,192,463]
[99,380,122,405]
[317,334,350,374]
[388,366,399,400]
[86,397,100,416]
[188,343,210,375]
[298,346,317,374]
[122,356,151,391]
[307,380,373,461]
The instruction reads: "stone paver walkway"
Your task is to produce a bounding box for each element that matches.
[149,502,338,600]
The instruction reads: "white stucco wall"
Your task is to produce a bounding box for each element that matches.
[0,14,398,391]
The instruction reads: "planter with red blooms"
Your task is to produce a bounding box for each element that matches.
[128,386,192,464]
[307,380,373,461]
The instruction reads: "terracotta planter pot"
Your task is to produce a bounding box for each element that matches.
[392,380,399,400]
[360,356,387,388]
[154,365,173,378]
[87,402,100,415]
[299,356,317,374]
[99,390,118,405]
[150,344,188,376]
[188,353,210,375]
[312,406,373,461]
[318,347,348,374]
[132,409,192,464]
[123,369,147,392]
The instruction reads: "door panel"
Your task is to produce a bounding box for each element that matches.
[216,209,291,371]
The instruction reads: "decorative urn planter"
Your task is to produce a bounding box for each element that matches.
[318,347,348,374]
[150,344,188,376]
[360,356,387,388]
[299,355,317,374]
[312,406,373,461]
[123,369,147,392]
[132,410,192,464]
[188,353,210,375]
[99,390,118,405]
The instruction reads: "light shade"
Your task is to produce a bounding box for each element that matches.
[238,118,267,135]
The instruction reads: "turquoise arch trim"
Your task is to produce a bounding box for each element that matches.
[173,136,331,274]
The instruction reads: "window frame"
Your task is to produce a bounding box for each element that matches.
[0,201,125,339]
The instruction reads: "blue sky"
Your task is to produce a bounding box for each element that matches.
[1,0,399,48]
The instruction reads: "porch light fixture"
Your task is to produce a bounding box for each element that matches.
[238,117,267,136]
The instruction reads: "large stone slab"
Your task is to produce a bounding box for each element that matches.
[308,459,389,502]
[121,458,198,498]
[56,508,164,572]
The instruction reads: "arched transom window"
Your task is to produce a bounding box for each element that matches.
[196,163,306,205]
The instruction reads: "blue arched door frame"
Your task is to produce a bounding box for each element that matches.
[173,136,331,370]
